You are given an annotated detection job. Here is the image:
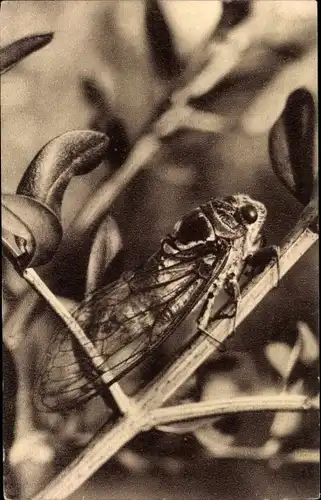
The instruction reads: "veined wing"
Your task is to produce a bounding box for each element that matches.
[36,249,228,412]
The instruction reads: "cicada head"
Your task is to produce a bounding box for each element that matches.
[207,194,267,253]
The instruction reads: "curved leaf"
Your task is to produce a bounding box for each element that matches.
[17,130,110,218]
[0,33,53,75]
[2,194,62,268]
[86,215,122,294]
[269,88,316,205]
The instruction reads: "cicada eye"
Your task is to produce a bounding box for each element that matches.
[175,210,212,245]
[236,204,258,224]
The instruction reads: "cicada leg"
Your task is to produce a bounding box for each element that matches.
[196,285,226,351]
[222,273,241,334]
[245,245,281,287]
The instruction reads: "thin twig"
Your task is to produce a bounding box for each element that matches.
[148,394,319,429]
[68,133,160,236]
[30,199,318,500]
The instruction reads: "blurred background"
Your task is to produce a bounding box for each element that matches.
[2,1,318,499]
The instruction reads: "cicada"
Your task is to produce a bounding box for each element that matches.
[36,194,267,411]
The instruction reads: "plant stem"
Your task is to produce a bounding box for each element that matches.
[69,133,160,235]
[149,394,319,429]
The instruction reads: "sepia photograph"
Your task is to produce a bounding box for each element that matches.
[1,1,319,499]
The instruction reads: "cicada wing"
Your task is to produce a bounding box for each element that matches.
[36,277,132,412]
[36,251,228,412]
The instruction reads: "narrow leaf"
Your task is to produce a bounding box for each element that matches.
[0,33,53,75]
[264,342,292,379]
[145,0,183,79]
[297,321,319,365]
[86,215,122,294]
[17,130,109,218]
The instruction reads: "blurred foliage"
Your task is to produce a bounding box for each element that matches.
[2,1,318,499]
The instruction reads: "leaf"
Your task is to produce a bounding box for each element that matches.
[220,0,251,29]
[2,194,63,268]
[0,33,53,75]
[269,88,316,206]
[91,116,131,172]
[86,215,122,294]
[297,321,319,365]
[282,332,303,388]
[81,77,108,110]
[9,432,54,466]
[265,334,304,388]
[16,130,110,218]
[264,342,292,379]
[145,0,183,79]
[81,78,131,170]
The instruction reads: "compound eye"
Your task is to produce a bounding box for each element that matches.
[175,211,211,245]
[236,204,258,224]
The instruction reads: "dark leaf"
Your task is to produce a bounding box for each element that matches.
[2,194,63,268]
[219,0,251,30]
[0,33,53,75]
[145,0,183,79]
[90,114,131,171]
[3,346,19,500]
[269,88,316,206]
[17,130,110,218]
[81,77,108,110]
[3,345,17,446]
[100,117,131,171]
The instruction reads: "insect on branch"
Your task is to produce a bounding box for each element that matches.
[28,197,318,500]
[137,198,318,410]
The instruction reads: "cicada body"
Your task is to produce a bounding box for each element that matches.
[36,194,267,411]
